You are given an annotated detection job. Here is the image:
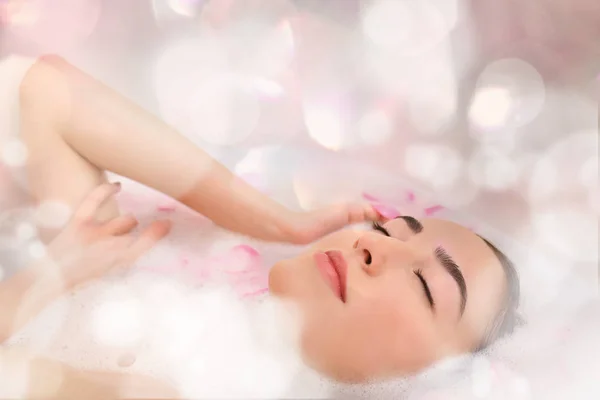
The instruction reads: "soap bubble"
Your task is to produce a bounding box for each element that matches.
[91,286,145,347]
[471,356,493,398]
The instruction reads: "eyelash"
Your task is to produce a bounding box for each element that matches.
[414,269,435,309]
[372,221,390,236]
[371,222,435,309]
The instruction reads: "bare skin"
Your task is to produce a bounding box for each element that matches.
[270,217,507,382]
[0,55,381,398]
[0,54,508,396]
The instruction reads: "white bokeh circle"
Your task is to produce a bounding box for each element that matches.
[362,0,457,57]
[469,59,545,131]
[358,108,394,146]
[404,143,464,189]
[468,148,521,191]
[528,130,598,262]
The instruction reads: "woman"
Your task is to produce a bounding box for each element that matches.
[0,55,520,397]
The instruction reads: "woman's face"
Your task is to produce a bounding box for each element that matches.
[269,217,507,382]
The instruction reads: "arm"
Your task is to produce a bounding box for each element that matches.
[20,55,296,242]
[19,55,378,244]
[0,346,179,399]
[0,183,169,344]
[0,261,63,343]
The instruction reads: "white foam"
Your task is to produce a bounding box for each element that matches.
[3,151,597,398]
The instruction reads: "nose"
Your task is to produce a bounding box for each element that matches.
[353,232,426,276]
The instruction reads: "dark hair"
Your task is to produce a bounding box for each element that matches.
[475,235,523,351]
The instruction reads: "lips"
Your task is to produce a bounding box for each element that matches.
[313,250,348,302]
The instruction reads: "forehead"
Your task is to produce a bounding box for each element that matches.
[389,217,507,328]
[389,217,501,277]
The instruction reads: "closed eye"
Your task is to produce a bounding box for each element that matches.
[372,221,390,236]
[414,269,435,309]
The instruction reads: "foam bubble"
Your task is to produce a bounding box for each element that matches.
[91,286,144,347]
[510,376,532,400]
[470,356,493,398]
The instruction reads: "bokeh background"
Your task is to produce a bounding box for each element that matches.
[0,0,598,398]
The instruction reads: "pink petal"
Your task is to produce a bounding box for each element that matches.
[362,192,381,202]
[406,191,416,202]
[424,205,444,216]
[373,203,401,219]
[157,200,178,212]
[232,244,260,258]
[240,287,269,299]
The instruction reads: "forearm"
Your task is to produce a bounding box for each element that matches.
[0,261,63,343]
[0,347,179,399]
[20,55,295,242]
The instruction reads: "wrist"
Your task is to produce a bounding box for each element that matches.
[27,258,68,299]
[274,210,310,245]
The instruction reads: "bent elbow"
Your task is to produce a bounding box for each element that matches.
[18,54,71,124]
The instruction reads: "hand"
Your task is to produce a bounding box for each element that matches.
[283,202,382,245]
[45,182,171,289]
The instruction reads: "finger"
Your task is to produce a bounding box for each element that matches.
[73,182,121,222]
[123,220,172,264]
[99,214,138,236]
[370,203,400,221]
[362,204,382,222]
[346,203,378,224]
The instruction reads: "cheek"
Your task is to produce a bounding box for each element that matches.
[268,256,328,303]
[347,282,441,366]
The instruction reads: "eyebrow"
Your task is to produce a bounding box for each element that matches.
[395,216,468,317]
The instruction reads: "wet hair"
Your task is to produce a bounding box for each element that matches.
[475,235,523,351]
